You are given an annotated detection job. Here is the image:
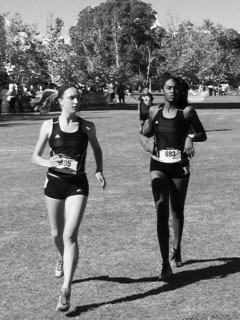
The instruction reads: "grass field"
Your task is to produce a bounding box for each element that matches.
[1,108,240,320]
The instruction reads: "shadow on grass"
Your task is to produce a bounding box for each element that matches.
[67,257,240,317]
[0,114,112,126]
[205,129,232,132]
[72,275,159,284]
[0,122,41,127]
[191,102,240,109]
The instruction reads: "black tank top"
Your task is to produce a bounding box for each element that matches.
[48,117,88,177]
[152,107,190,167]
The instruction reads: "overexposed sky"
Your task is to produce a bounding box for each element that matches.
[0,0,239,36]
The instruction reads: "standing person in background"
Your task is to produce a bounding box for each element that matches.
[126,85,136,101]
[142,75,207,280]
[108,81,115,103]
[29,84,37,98]
[6,83,17,113]
[32,84,106,312]
[16,85,24,113]
[116,83,126,104]
[37,85,44,96]
[138,86,154,133]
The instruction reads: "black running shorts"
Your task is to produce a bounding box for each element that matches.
[150,157,190,179]
[44,173,89,199]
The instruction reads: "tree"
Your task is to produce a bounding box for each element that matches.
[70,0,164,84]
[4,13,50,84]
[41,17,70,84]
[2,5,240,90]
[0,15,6,70]
[160,19,240,86]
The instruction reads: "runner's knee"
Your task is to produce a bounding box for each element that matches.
[51,228,63,239]
[63,231,78,245]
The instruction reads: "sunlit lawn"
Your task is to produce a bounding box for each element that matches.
[1,108,240,319]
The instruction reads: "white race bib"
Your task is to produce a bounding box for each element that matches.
[159,149,181,163]
[54,157,78,174]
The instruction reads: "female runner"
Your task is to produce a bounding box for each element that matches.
[142,75,206,280]
[32,84,106,311]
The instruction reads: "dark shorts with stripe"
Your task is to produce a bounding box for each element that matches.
[44,172,89,199]
[150,157,190,179]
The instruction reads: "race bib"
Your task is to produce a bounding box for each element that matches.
[54,156,78,174]
[159,149,181,163]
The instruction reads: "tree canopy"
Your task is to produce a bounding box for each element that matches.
[1,0,240,88]
[70,0,164,85]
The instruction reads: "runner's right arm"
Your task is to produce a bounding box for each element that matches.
[32,120,61,168]
[142,106,158,138]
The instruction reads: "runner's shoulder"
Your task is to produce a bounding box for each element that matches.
[149,105,160,118]
[42,119,53,130]
[183,105,197,119]
[39,119,53,137]
[79,117,96,134]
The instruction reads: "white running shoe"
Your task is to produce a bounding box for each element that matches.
[56,288,70,312]
[55,257,64,278]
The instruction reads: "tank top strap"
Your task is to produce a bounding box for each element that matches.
[176,108,188,124]
[159,103,164,109]
[77,117,86,133]
[50,117,59,135]
[52,117,59,125]
[152,104,163,123]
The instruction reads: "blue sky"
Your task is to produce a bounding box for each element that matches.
[0,0,239,36]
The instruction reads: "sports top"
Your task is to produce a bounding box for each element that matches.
[138,93,153,114]
[151,106,191,169]
[48,117,88,178]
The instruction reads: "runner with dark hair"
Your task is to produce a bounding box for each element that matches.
[32,84,106,311]
[142,75,206,280]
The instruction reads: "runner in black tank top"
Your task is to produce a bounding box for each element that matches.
[48,117,88,178]
[150,106,190,175]
[142,75,207,281]
[32,85,106,312]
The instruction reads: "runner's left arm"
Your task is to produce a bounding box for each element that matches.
[184,106,207,142]
[183,106,207,157]
[85,121,106,188]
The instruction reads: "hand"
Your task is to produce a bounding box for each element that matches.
[139,134,153,153]
[49,154,63,167]
[184,136,195,158]
[95,172,106,189]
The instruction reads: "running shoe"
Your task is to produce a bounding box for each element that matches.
[159,263,173,281]
[55,257,64,278]
[56,288,71,312]
[171,247,183,268]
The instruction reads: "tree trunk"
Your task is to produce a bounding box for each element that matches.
[113,30,119,69]
[146,45,151,82]
[82,42,94,72]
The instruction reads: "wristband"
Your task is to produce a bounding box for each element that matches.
[188,134,195,141]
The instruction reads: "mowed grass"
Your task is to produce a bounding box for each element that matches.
[0,108,240,320]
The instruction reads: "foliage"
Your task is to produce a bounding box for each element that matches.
[160,19,240,86]
[2,14,85,86]
[70,0,164,84]
[0,15,6,70]
[41,17,72,84]
[3,13,49,84]
[1,2,240,89]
